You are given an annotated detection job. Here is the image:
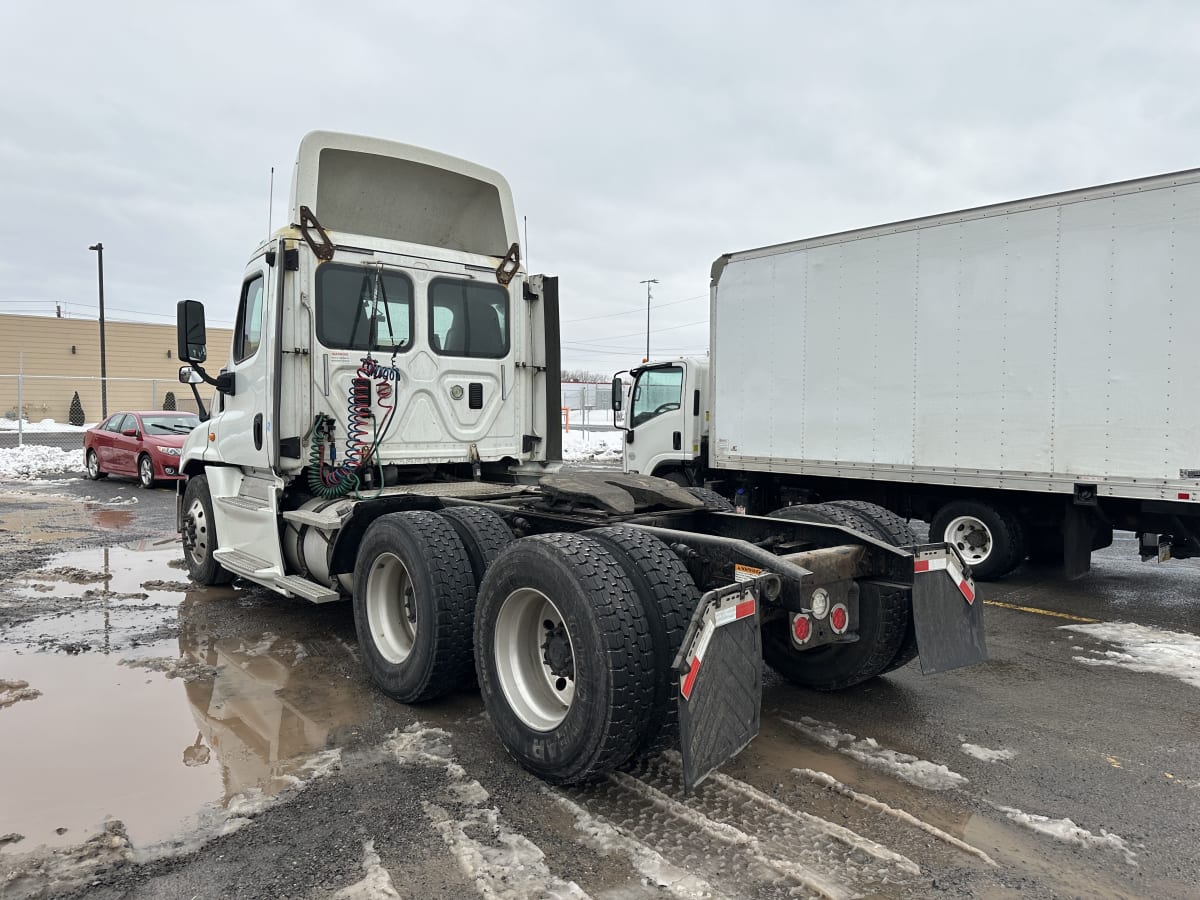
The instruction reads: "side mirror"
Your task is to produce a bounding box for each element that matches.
[177,299,208,363]
[611,376,624,412]
[178,365,204,385]
[122,428,139,438]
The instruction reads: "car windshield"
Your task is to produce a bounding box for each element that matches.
[141,414,200,435]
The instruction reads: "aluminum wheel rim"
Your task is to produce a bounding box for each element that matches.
[945,515,993,565]
[494,588,575,731]
[365,551,418,664]
[86,451,99,478]
[139,457,153,486]
[183,498,209,567]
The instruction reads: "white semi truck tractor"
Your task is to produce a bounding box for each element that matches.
[175,131,985,790]
[619,168,1200,581]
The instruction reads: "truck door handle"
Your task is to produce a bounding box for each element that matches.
[254,413,263,450]
[673,431,682,451]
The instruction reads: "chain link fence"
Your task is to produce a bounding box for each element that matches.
[1,375,624,447]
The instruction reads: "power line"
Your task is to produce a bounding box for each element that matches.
[562,318,708,344]
[561,292,707,324]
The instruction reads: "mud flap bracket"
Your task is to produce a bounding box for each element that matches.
[674,574,778,793]
[909,543,987,675]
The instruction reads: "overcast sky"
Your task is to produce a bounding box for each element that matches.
[2,1,1198,376]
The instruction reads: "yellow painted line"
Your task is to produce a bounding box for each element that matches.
[982,599,1100,624]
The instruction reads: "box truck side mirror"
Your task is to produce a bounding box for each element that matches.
[177,299,208,364]
[611,376,624,412]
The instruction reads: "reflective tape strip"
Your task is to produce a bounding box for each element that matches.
[681,619,717,700]
[713,596,757,627]
[915,555,976,604]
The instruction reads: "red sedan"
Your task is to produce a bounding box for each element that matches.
[84,411,201,487]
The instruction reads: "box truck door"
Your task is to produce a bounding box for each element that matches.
[625,363,686,476]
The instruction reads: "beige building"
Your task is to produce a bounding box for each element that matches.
[0,313,232,423]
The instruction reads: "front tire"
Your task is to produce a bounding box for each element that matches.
[138,454,157,489]
[85,449,106,480]
[181,474,233,586]
[353,511,476,703]
[475,533,657,784]
[930,500,1027,580]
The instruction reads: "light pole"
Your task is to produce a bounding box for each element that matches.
[639,278,658,363]
[88,243,108,417]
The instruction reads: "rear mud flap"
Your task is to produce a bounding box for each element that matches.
[910,544,987,675]
[674,575,778,792]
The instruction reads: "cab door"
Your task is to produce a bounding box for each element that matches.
[624,364,688,476]
[212,263,274,470]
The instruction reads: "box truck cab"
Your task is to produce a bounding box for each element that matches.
[621,358,708,483]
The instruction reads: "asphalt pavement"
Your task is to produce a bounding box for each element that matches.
[0,474,1197,899]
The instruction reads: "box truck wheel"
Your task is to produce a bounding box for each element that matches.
[930,500,1026,580]
[474,533,657,784]
[587,526,700,759]
[352,511,476,703]
[766,502,912,688]
[438,507,515,589]
[181,474,233,586]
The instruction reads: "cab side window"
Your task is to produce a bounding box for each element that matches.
[233,274,265,363]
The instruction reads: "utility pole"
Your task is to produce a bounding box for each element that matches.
[639,278,658,363]
[89,243,108,417]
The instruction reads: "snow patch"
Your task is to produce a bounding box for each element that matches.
[0,418,90,432]
[960,743,1016,763]
[783,717,968,790]
[118,656,219,683]
[1061,621,1200,690]
[0,678,42,709]
[561,428,623,462]
[386,724,585,899]
[551,791,723,900]
[334,840,401,900]
[995,804,1138,866]
[0,446,83,479]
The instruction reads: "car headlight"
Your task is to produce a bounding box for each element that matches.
[156,446,182,456]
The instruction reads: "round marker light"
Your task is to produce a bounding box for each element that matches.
[810,587,830,619]
[829,603,850,635]
[792,613,812,645]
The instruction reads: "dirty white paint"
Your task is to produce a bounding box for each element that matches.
[783,717,968,790]
[1061,621,1200,690]
[994,804,1138,866]
[960,743,1016,763]
[334,840,402,900]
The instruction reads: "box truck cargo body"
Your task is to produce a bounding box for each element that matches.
[621,168,1200,579]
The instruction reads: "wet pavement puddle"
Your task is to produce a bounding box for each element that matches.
[0,540,367,855]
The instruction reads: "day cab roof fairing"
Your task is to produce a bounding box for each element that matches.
[288,131,519,261]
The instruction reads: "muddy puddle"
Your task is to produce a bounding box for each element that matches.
[0,540,368,855]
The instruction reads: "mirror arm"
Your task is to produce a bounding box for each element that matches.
[188,383,209,422]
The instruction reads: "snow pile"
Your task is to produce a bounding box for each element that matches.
[1061,621,1200,690]
[334,840,401,900]
[0,445,82,479]
[784,717,968,790]
[0,418,90,432]
[995,804,1137,866]
[960,743,1016,763]
[561,428,623,462]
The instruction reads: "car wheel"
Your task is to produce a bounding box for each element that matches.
[138,454,156,489]
[85,449,106,480]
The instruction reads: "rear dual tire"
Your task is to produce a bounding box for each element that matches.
[764,501,916,689]
[474,532,663,784]
[930,500,1026,581]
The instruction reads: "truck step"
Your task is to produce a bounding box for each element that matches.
[282,506,346,529]
[274,575,340,604]
[213,548,276,576]
[216,495,270,512]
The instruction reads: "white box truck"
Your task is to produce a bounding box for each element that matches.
[168,132,985,791]
[619,169,1200,579]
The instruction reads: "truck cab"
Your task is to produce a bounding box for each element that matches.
[621,356,708,482]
